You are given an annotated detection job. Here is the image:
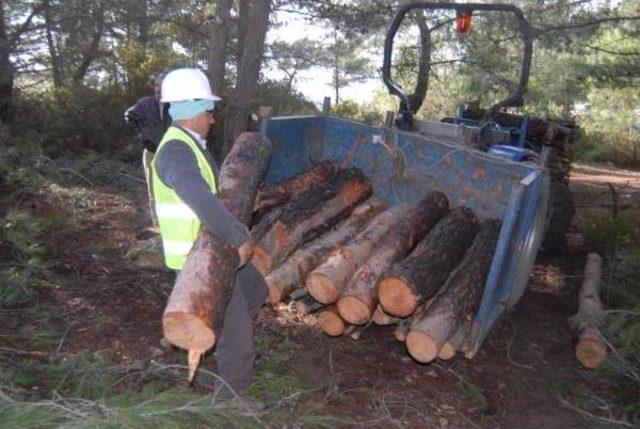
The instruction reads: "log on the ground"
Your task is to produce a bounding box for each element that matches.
[253,160,339,213]
[406,219,501,363]
[265,197,387,303]
[306,203,413,304]
[253,167,372,275]
[338,192,450,325]
[294,295,324,315]
[317,305,350,336]
[163,132,272,357]
[378,207,479,317]
[571,253,607,369]
[438,320,471,360]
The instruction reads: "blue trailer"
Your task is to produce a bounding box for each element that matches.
[263,114,548,355]
[260,3,564,355]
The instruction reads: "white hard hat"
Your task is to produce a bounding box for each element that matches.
[161,68,222,103]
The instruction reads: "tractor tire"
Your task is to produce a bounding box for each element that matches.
[542,181,574,252]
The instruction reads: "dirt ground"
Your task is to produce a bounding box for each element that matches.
[10,162,640,428]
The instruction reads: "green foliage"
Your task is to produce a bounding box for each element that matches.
[252,79,319,116]
[583,212,640,251]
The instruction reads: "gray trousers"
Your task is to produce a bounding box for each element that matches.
[215,261,267,395]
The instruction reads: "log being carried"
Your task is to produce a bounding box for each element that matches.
[252,167,372,275]
[406,219,501,363]
[162,132,272,376]
[338,192,450,325]
[306,203,414,304]
[378,207,479,317]
[265,197,387,303]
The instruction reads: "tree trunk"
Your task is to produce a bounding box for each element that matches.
[406,219,501,363]
[338,192,450,325]
[225,0,271,151]
[44,0,64,88]
[437,320,471,360]
[162,133,272,353]
[72,2,105,84]
[265,197,386,303]
[378,207,479,317]
[254,160,339,214]
[208,0,232,95]
[306,203,413,304]
[571,253,607,369]
[252,167,372,275]
[317,305,349,336]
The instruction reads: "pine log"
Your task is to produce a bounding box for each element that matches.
[571,253,607,369]
[306,203,413,304]
[265,197,387,303]
[438,320,471,360]
[253,167,372,275]
[251,206,283,243]
[253,160,339,213]
[406,219,501,363]
[295,295,324,315]
[371,305,401,326]
[317,305,349,336]
[338,192,450,325]
[378,207,479,317]
[162,132,272,356]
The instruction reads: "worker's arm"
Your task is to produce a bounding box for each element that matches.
[154,141,250,250]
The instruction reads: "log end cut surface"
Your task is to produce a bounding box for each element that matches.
[437,343,456,360]
[406,330,438,363]
[317,310,347,336]
[306,272,338,304]
[576,336,607,369]
[163,312,215,351]
[337,296,371,325]
[378,277,419,318]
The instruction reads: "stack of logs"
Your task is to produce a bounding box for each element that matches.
[254,161,502,364]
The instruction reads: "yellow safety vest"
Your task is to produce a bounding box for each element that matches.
[151,126,217,270]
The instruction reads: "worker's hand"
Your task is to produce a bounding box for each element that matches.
[237,239,253,268]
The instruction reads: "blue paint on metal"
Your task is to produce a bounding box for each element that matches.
[264,115,547,349]
[475,184,524,325]
[488,145,527,161]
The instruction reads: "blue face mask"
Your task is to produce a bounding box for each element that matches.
[169,99,215,120]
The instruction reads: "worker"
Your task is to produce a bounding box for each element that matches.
[124,72,171,226]
[152,68,267,400]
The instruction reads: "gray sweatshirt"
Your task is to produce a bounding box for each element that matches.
[154,125,249,248]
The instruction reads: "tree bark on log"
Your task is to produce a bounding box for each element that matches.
[253,167,372,275]
[162,132,272,354]
[253,160,339,214]
[406,219,501,363]
[338,192,450,325]
[317,305,349,336]
[378,207,479,317]
[571,253,607,369]
[265,197,386,303]
[438,320,471,360]
[306,203,413,304]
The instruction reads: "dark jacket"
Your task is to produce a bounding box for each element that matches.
[124,96,171,153]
